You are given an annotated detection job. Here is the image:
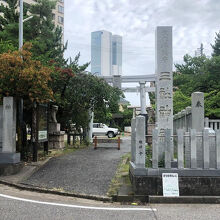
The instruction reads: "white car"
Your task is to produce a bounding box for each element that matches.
[92,123,119,138]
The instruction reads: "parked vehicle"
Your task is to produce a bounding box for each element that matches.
[92,123,119,138]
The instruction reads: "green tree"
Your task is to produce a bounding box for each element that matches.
[211,31,220,57]
[175,54,208,75]
[0,0,65,64]
[0,40,16,53]
[24,0,66,64]
[173,90,191,114]
[174,37,220,118]
[49,56,123,131]
[0,43,53,103]
[205,90,220,118]
[0,0,20,47]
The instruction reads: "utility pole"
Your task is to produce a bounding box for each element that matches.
[18,0,26,159]
[19,0,23,49]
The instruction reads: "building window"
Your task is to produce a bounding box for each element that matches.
[58,5,64,14]
[58,16,64,24]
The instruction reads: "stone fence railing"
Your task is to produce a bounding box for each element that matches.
[152,128,220,170]
[131,115,220,171]
[208,119,220,130]
[173,106,220,134]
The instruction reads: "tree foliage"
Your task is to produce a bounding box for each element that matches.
[173,90,191,114]
[0,0,65,64]
[0,43,53,103]
[24,0,66,64]
[0,0,124,132]
[211,31,220,57]
[174,34,220,118]
[175,54,208,75]
[0,40,16,53]
[49,57,122,130]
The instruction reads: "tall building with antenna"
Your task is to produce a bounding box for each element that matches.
[195,43,204,57]
[91,30,122,76]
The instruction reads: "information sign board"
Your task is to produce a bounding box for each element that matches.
[162,173,179,197]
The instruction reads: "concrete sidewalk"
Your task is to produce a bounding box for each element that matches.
[1,137,130,199]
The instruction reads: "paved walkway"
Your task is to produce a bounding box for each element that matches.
[22,137,131,196]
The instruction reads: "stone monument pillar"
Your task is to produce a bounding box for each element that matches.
[48,105,65,149]
[155,26,173,159]
[0,97,20,163]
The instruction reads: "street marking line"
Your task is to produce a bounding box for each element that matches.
[0,193,156,211]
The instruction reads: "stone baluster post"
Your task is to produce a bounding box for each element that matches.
[0,97,20,164]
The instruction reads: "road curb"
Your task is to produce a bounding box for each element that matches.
[149,196,220,204]
[0,180,112,202]
[112,195,220,204]
[2,179,220,204]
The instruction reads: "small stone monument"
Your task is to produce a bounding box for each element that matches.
[191,92,204,132]
[135,116,146,168]
[0,97,20,163]
[48,105,65,149]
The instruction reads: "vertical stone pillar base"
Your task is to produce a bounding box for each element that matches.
[0,152,20,164]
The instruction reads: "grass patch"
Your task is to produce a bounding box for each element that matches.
[107,153,131,197]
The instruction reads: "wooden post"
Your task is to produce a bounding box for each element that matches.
[118,137,120,150]
[94,136,97,150]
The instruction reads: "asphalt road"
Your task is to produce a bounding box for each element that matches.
[23,137,131,196]
[1,185,220,220]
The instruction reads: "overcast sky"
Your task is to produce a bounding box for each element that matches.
[64,0,220,106]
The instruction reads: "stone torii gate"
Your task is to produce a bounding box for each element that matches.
[90,26,173,154]
[99,74,156,115]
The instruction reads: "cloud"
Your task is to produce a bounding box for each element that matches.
[64,0,220,105]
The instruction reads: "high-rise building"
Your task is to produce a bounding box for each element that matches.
[112,35,122,75]
[91,30,112,76]
[0,0,64,41]
[91,30,122,76]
